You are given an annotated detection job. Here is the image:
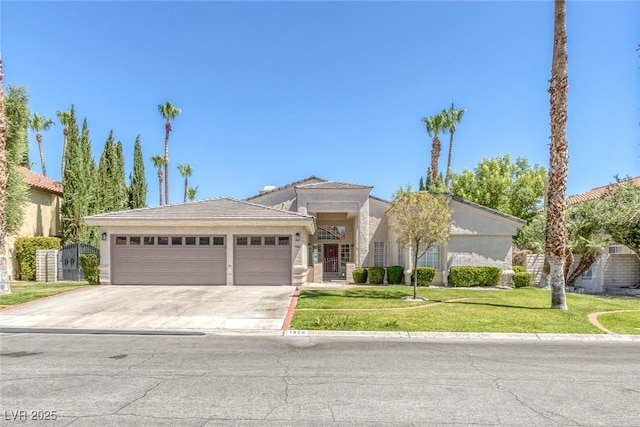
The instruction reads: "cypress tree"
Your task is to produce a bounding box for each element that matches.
[128,135,147,209]
[79,118,99,245]
[60,105,85,244]
[418,176,425,191]
[97,131,116,212]
[114,141,127,210]
[4,86,30,235]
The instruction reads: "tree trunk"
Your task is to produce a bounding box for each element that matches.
[164,121,170,205]
[413,241,419,300]
[184,177,188,203]
[563,248,573,285]
[430,136,441,186]
[566,250,597,287]
[545,0,569,310]
[0,56,11,294]
[539,256,551,288]
[37,133,46,176]
[549,254,567,309]
[444,130,454,188]
[157,170,163,206]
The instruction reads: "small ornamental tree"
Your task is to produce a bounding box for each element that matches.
[388,187,452,299]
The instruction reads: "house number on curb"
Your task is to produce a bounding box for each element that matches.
[285,330,309,336]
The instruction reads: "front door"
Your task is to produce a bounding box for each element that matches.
[323,244,339,274]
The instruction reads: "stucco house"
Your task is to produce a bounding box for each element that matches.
[85,176,524,286]
[6,167,63,279]
[528,176,640,294]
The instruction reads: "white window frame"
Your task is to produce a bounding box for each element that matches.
[374,242,385,267]
[417,244,440,269]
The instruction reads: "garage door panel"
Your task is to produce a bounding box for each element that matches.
[234,236,291,285]
[112,236,226,285]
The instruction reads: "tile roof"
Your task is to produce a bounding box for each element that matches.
[295,181,373,190]
[18,167,63,195]
[567,176,640,205]
[85,197,314,220]
[244,176,326,200]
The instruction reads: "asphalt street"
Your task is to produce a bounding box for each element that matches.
[1,333,639,426]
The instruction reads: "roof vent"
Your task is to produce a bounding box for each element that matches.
[259,185,276,195]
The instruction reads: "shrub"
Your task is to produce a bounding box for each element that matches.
[387,265,404,285]
[513,272,532,288]
[15,237,61,281]
[79,254,100,285]
[512,265,527,274]
[368,267,385,285]
[352,268,368,284]
[448,266,502,287]
[411,267,436,286]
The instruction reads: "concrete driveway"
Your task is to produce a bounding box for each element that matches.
[0,286,295,333]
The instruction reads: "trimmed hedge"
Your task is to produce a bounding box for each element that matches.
[352,268,368,284]
[80,254,100,285]
[410,267,436,286]
[512,265,527,274]
[448,266,502,287]
[368,267,385,285]
[15,237,61,281]
[387,265,404,285]
[513,272,532,288]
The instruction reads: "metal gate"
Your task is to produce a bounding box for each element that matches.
[61,243,99,281]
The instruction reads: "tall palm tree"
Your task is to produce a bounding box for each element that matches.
[442,102,466,188]
[187,186,198,202]
[545,0,569,310]
[157,102,181,205]
[422,113,447,189]
[28,113,55,177]
[177,163,193,203]
[56,109,73,178]
[150,154,165,206]
[0,54,11,294]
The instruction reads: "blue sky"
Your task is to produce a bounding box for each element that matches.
[2,1,638,205]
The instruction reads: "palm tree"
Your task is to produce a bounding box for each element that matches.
[187,186,198,202]
[177,163,193,203]
[28,113,55,176]
[442,102,466,188]
[56,109,73,178]
[422,113,447,190]
[158,102,181,205]
[150,154,165,206]
[0,54,11,294]
[545,0,569,310]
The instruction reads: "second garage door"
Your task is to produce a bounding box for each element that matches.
[112,235,227,285]
[234,236,291,285]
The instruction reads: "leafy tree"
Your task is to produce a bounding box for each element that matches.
[128,135,147,209]
[158,101,181,204]
[150,154,165,206]
[442,102,466,188]
[597,177,640,257]
[177,163,193,203]
[28,113,54,176]
[388,187,452,299]
[451,154,546,220]
[187,186,198,201]
[56,108,74,178]
[4,86,31,237]
[422,113,447,191]
[546,0,569,309]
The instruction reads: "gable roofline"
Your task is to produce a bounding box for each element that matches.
[294,180,374,190]
[244,175,326,201]
[18,166,63,196]
[449,194,526,225]
[567,176,640,205]
[85,197,315,221]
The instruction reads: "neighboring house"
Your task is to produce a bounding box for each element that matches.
[85,176,524,286]
[527,176,640,294]
[5,167,63,279]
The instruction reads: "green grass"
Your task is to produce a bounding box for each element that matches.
[291,286,640,334]
[0,281,92,309]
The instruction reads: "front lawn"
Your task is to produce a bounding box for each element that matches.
[291,286,640,334]
[0,281,92,310]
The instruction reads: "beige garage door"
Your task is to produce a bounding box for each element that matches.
[112,235,226,285]
[234,236,291,285]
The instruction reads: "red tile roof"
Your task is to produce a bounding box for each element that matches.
[18,167,63,196]
[567,176,640,205]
